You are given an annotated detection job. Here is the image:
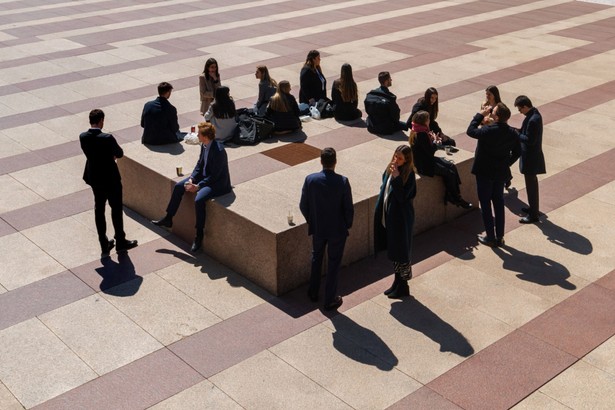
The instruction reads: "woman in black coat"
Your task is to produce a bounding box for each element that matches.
[410,111,471,208]
[331,63,361,121]
[299,50,327,105]
[374,145,416,298]
[266,80,301,133]
[408,87,455,146]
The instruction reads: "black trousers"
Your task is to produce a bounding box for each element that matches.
[433,157,461,201]
[476,176,505,240]
[524,174,540,219]
[92,183,125,245]
[309,235,347,306]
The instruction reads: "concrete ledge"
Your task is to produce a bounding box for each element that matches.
[118,140,477,295]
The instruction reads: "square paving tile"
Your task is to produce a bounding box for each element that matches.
[0,381,23,410]
[39,294,162,375]
[261,142,322,166]
[102,273,221,345]
[511,390,572,410]
[583,335,615,377]
[10,156,85,200]
[0,174,45,214]
[0,318,96,408]
[149,379,241,410]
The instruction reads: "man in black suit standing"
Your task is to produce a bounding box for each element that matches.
[141,82,183,145]
[364,71,409,135]
[300,147,354,310]
[80,109,138,254]
[467,102,521,247]
[514,95,546,224]
[152,122,232,252]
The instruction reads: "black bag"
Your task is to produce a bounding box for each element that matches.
[234,116,275,145]
[315,98,335,119]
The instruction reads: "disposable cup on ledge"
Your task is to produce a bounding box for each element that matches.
[176,166,183,176]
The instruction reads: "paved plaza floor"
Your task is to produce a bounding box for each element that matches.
[1,0,615,408]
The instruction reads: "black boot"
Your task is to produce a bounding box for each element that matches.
[191,230,204,252]
[384,273,400,296]
[387,279,409,299]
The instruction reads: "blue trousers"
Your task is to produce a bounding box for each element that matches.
[166,177,215,231]
[476,176,505,240]
[309,235,347,306]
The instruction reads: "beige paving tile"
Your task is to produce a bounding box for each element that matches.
[39,294,162,375]
[0,232,65,290]
[157,257,269,320]
[0,381,23,410]
[1,91,51,113]
[512,390,571,409]
[269,323,420,409]
[2,123,71,150]
[584,335,615,377]
[0,132,29,159]
[0,174,45,214]
[538,360,615,410]
[0,61,69,85]
[0,318,96,408]
[423,259,553,327]
[212,350,352,409]
[588,181,615,207]
[149,379,241,410]
[39,113,90,140]
[10,157,85,200]
[22,216,101,269]
[102,273,221,345]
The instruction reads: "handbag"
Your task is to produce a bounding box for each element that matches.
[233,116,275,145]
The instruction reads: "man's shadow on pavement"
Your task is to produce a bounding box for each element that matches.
[390,297,474,357]
[330,314,398,371]
[535,216,592,255]
[96,253,143,296]
[492,245,576,290]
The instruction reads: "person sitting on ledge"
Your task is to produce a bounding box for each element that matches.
[266,80,301,134]
[152,122,232,252]
[364,71,408,135]
[408,87,456,147]
[204,86,237,143]
[410,111,472,209]
[141,82,183,145]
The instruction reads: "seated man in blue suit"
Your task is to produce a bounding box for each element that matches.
[152,122,232,252]
[300,147,354,310]
[141,82,183,145]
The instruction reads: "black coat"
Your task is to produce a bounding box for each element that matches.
[266,94,301,132]
[374,170,416,263]
[79,129,123,188]
[140,97,180,145]
[331,80,361,121]
[411,131,438,177]
[518,107,546,175]
[409,99,442,134]
[299,66,327,104]
[466,114,521,181]
[364,86,403,135]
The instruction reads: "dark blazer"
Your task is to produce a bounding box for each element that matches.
[299,66,327,104]
[190,140,232,195]
[466,113,521,181]
[255,81,277,116]
[331,80,361,121]
[411,131,438,177]
[300,169,354,239]
[266,94,302,132]
[364,86,402,135]
[141,97,180,145]
[374,170,416,263]
[79,128,123,187]
[518,107,546,175]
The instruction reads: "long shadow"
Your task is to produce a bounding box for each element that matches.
[96,253,143,296]
[335,118,367,128]
[330,314,398,370]
[374,130,408,142]
[536,216,592,255]
[144,141,185,155]
[492,244,576,290]
[389,297,474,357]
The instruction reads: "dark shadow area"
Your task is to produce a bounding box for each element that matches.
[335,118,367,128]
[224,130,308,149]
[492,244,576,290]
[536,216,592,255]
[330,314,397,370]
[214,190,237,207]
[96,253,143,296]
[374,130,408,142]
[144,142,186,155]
[390,297,474,357]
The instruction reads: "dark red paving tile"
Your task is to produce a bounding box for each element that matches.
[0,217,16,238]
[0,150,47,175]
[261,142,321,166]
[36,141,82,163]
[539,168,609,213]
[0,271,94,331]
[388,386,462,410]
[306,124,376,152]
[1,189,91,231]
[427,330,576,410]
[571,148,615,181]
[35,348,203,410]
[169,302,320,378]
[0,106,72,132]
[595,269,615,292]
[521,284,615,358]
[228,153,288,185]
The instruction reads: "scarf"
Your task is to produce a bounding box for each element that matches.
[411,122,429,133]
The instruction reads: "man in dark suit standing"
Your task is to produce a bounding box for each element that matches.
[467,102,521,247]
[300,147,354,310]
[514,95,546,224]
[80,109,138,254]
[152,122,232,252]
[364,71,409,135]
[141,82,182,145]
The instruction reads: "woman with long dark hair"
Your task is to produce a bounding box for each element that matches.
[331,63,361,121]
[199,58,221,115]
[266,80,301,133]
[481,85,501,125]
[299,50,327,105]
[374,145,416,299]
[204,86,237,142]
[408,87,455,146]
[254,65,277,116]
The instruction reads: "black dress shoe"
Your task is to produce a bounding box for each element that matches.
[152,216,173,228]
[519,216,539,224]
[477,235,497,247]
[324,296,343,311]
[101,239,115,254]
[191,236,203,252]
[456,199,473,209]
[496,237,505,247]
[116,239,138,251]
[387,281,410,299]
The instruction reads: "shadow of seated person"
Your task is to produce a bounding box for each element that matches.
[390,297,475,357]
[96,252,142,295]
[536,216,593,255]
[492,244,576,290]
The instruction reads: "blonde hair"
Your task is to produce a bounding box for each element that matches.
[268,80,291,112]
